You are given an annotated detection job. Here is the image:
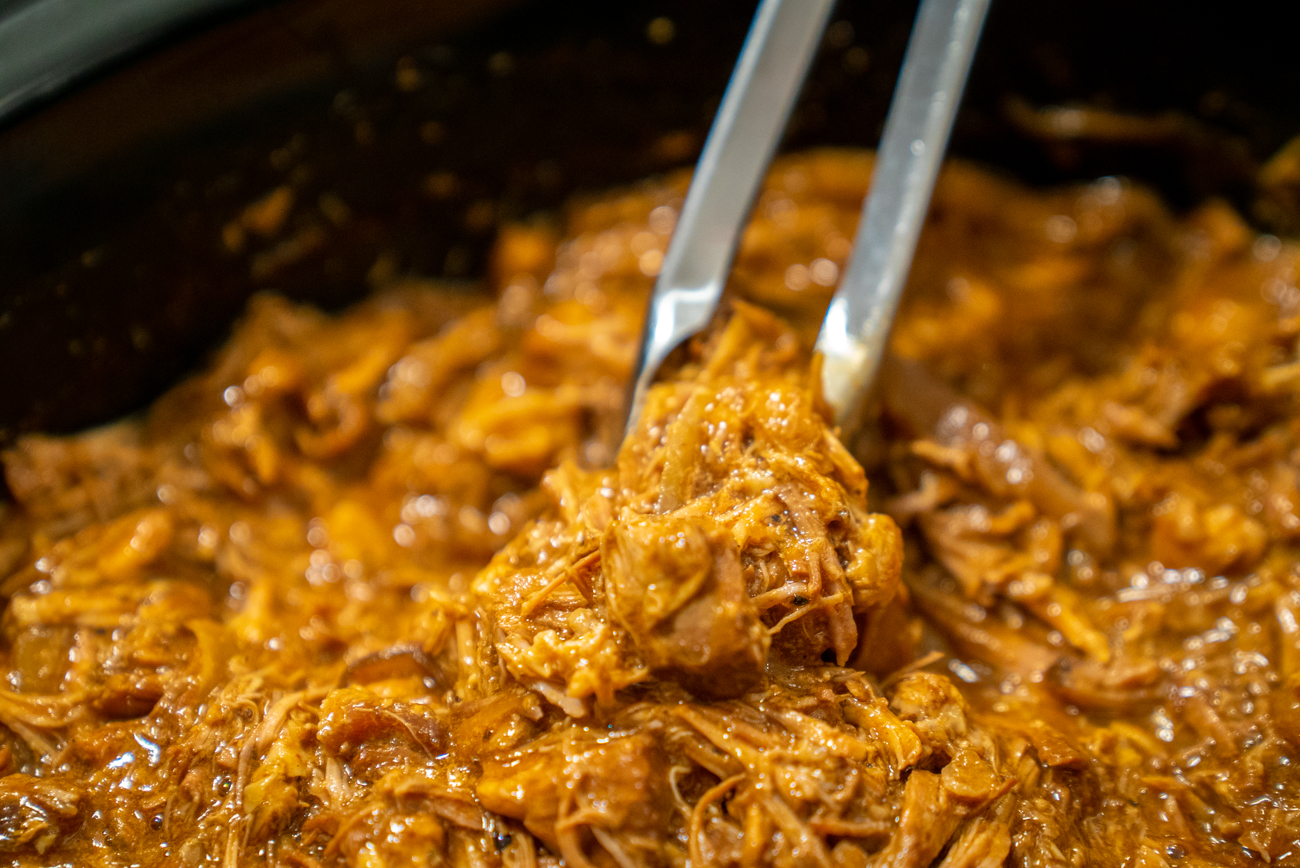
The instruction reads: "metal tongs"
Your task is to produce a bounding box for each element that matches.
[626,0,991,436]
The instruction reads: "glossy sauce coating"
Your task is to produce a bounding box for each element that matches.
[1,150,1297,867]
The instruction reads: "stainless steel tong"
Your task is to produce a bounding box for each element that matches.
[626,0,992,435]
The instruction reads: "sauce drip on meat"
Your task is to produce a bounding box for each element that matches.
[1,150,1297,866]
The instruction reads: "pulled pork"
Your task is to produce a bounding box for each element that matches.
[1,150,1298,868]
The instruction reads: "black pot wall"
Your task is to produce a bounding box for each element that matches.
[0,0,1296,446]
